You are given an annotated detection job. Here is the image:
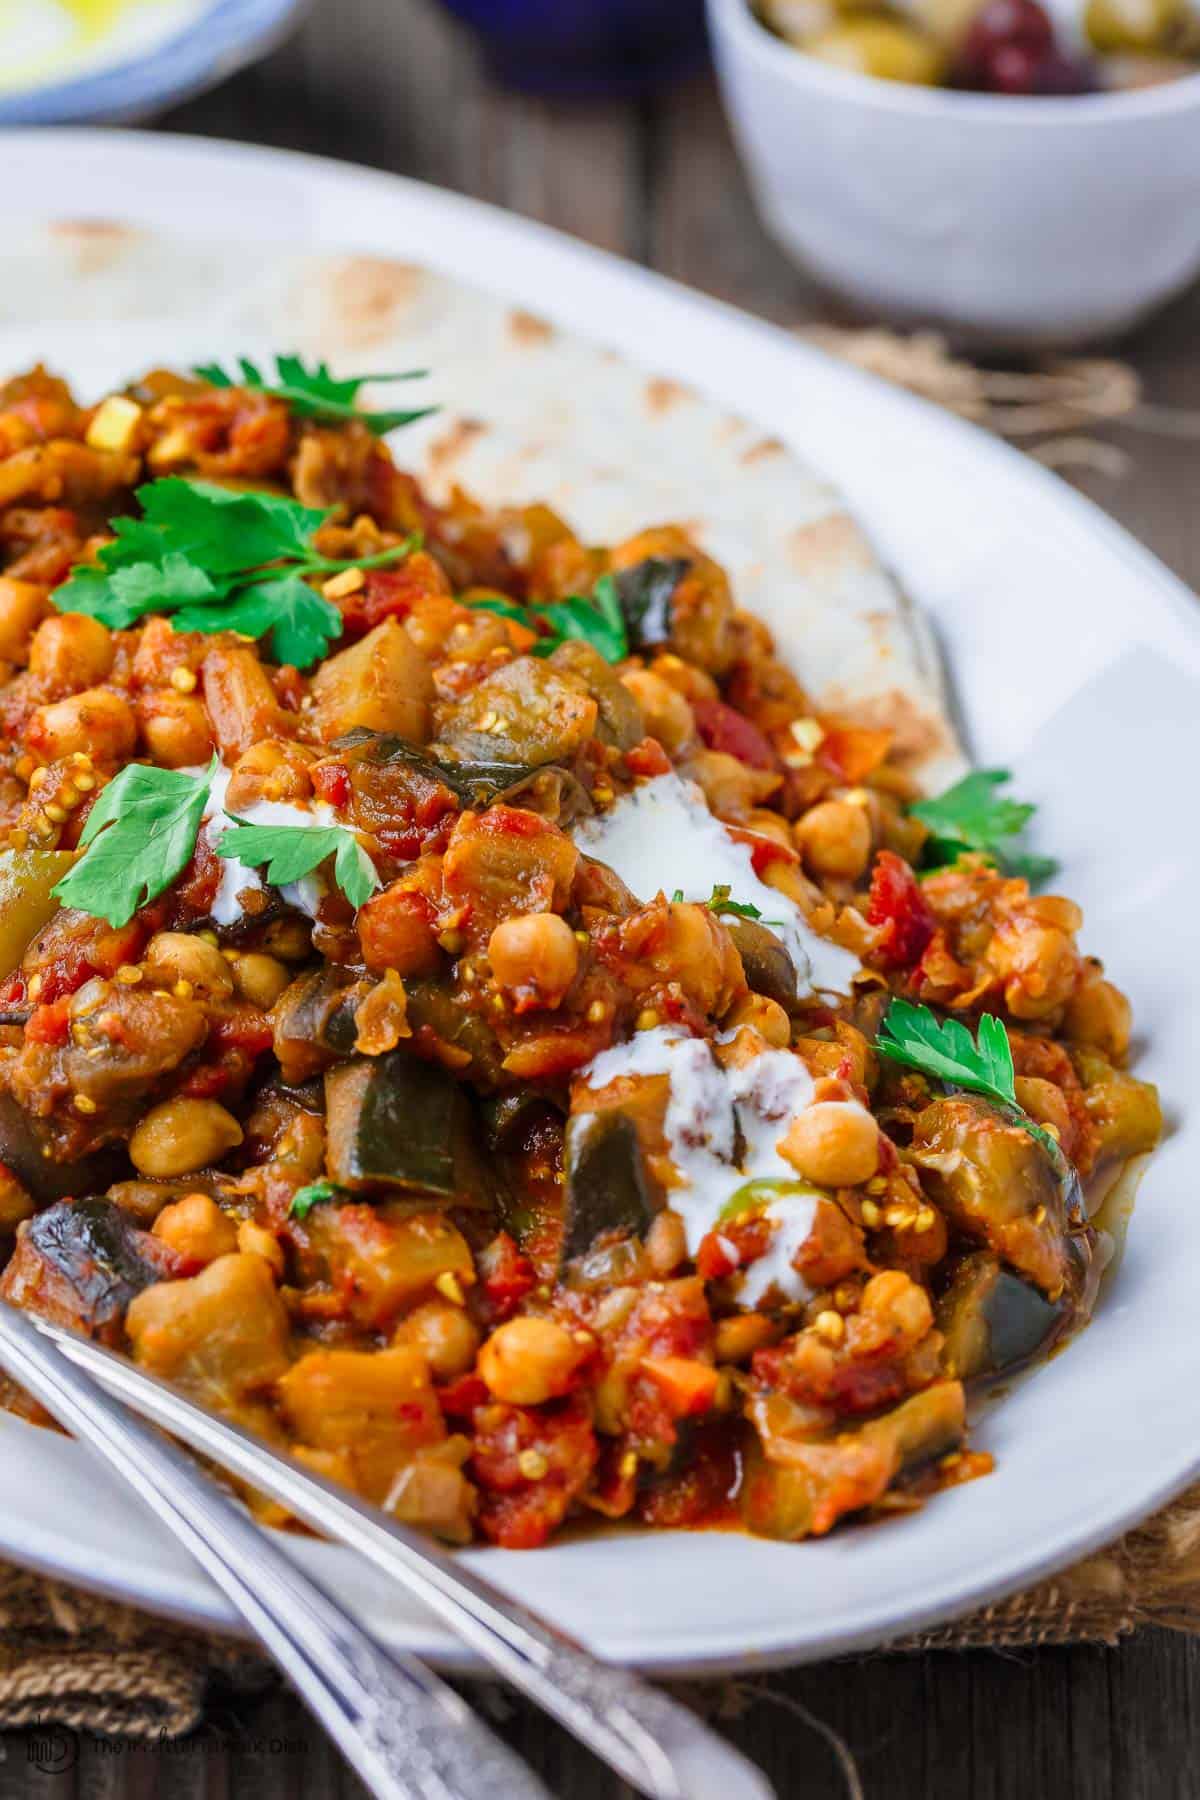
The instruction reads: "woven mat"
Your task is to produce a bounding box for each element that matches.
[0,1481,1198,1740]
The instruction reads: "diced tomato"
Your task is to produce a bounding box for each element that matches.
[438,1373,489,1417]
[207,1005,274,1059]
[696,1213,772,1280]
[867,850,935,970]
[639,1357,719,1418]
[0,975,25,1009]
[692,699,779,771]
[637,1423,739,1530]
[817,723,893,784]
[477,1231,535,1324]
[471,1396,598,1549]
[726,824,799,877]
[25,998,70,1046]
[623,737,672,780]
[312,761,352,809]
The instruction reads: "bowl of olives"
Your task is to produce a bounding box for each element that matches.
[708,0,1200,344]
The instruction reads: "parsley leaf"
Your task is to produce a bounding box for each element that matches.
[706,884,763,922]
[52,759,216,928]
[194,355,435,437]
[289,1179,345,1221]
[912,769,1058,886]
[53,477,418,669]
[174,572,342,668]
[467,574,631,664]
[215,819,380,910]
[876,999,1059,1157]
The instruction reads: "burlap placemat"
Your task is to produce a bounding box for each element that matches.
[0,1478,1196,1739]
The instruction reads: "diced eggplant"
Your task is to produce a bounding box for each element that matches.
[612,557,690,651]
[324,1051,498,1207]
[335,728,586,817]
[0,1091,123,1203]
[0,1196,174,1343]
[562,1110,656,1265]
[404,977,505,1087]
[724,916,802,1011]
[740,1381,966,1540]
[433,657,597,771]
[481,1087,560,1152]
[272,966,362,1084]
[549,642,643,750]
[910,1093,1096,1310]
[937,1251,1074,1383]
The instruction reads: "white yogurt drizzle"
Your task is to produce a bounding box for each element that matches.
[582,1024,873,1308]
[190,763,340,928]
[572,770,859,1000]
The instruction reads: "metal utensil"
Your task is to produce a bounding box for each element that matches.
[0,1302,547,1800]
[19,1309,775,1800]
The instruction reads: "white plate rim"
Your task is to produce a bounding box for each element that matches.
[0,128,1195,1673]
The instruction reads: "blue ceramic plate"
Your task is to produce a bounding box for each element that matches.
[0,0,303,124]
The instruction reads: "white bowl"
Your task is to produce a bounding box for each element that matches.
[708,0,1200,347]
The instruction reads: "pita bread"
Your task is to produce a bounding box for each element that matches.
[0,222,964,789]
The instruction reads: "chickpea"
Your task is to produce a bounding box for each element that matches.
[236,1218,285,1277]
[152,1192,238,1265]
[643,900,744,1020]
[488,912,579,1006]
[143,931,235,998]
[648,652,719,706]
[137,691,214,767]
[683,748,780,819]
[985,919,1079,1020]
[228,951,291,1010]
[794,799,872,882]
[1064,965,1132,1061]
[27,687,136,764]
[477,1316,586,1405]
[715,1314,780,1364]
[261,917,313,962]
[722,991,792,1048]
[393,1299,481,1381]
[779,1101,880,1187]
[130,1098,244,1177]
[149,936,224,995]
[28,614,114,692]
[1014,1076,1072,1142]
[645,1209,689,1276]
[619,669,696,754]
[0,578,47,664]
[226,739,314,811]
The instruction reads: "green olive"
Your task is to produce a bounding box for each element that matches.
[1085,0,1182,54]
[910,0,983,49]
[805,17,947,82]
[1100,49,1197,83]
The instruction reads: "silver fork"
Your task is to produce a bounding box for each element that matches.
[0,1305,776,1800]
[0,1303,547,1800]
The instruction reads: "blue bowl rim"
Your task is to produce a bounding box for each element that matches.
[0,0,305,125]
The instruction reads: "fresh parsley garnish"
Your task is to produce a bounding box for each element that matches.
[876,998,1059,1158]
[215,820,380,911]
[706,884,763,922]
[668,884,783,927]
[52,759,216,928]
[289,1179,345,1221]
[53,478,420,669]
[911,769,1058,887]
[468,573,630,664]
[193,355,435,437]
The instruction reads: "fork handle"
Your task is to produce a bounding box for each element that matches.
[0,1304,547,1800]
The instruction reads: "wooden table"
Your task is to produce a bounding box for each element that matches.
[7,5,1199,1793]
